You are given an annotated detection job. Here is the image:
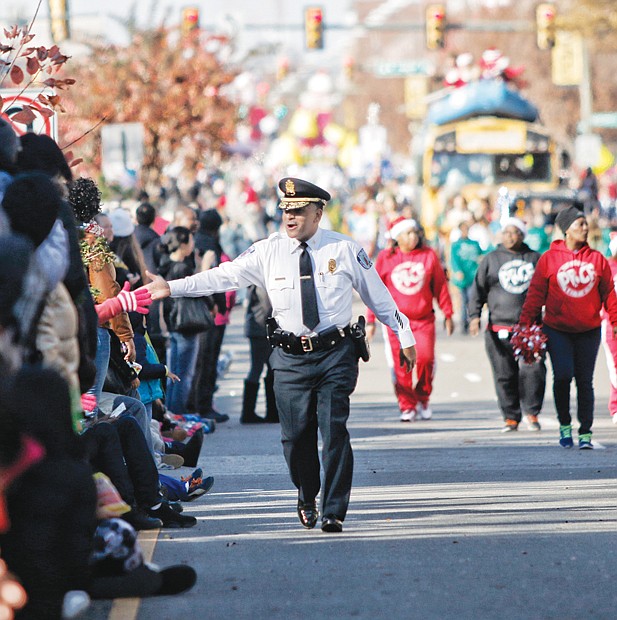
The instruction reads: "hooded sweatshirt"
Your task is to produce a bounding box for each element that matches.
[366,244,453,323]
[469,242,540,327]
[519,239,617,332]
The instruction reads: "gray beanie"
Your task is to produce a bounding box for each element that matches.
[555,205,585,234]
[0,119,19,168]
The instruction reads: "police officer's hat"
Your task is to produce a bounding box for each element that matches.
[278,177,331,210]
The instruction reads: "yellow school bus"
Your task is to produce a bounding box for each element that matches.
[421,115,559,238]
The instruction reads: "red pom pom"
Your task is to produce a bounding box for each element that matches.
[511,324,547,364]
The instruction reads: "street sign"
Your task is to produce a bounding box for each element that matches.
[370,60,433,78]
[101,122,145,188]
[552,31,583,86]
[0,89,58,139]
[574,133,601,169]
[589,112,617,129]
[404,76,428,120]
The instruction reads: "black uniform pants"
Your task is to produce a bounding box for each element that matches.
[485,330,546,422]
[270,337,359,521]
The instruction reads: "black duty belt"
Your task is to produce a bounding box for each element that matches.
[268,324,351,355]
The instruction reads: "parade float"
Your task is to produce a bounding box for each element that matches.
[419,49,560,238]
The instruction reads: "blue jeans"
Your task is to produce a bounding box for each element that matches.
[87,328,111,405]
[167,331,199,414]
[458,285,471,333]
[544,325,601,435]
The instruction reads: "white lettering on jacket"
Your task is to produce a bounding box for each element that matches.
[557,260,596,298]
[391,261,426,295]
[498,260,535,294]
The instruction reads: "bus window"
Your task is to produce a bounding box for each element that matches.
[493,153,551,183]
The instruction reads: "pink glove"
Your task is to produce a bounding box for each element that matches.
[94,282,152,324]
[117,281,152,314]
[81,393,97,413]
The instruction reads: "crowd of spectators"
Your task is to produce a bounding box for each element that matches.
[0,122,220,619]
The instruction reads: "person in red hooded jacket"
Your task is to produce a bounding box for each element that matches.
[366,219,454,421]
[519,205,617,449]
[601,233,617,422]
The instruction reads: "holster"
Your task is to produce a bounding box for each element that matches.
[266,317,279,348]
[350,315,371,362]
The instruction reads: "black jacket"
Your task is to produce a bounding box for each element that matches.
[134,224,161,274]
[468,243,541,327]
[193,230,226,314]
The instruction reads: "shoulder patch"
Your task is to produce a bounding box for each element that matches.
[238,245,256,259]
[356,248,373,270]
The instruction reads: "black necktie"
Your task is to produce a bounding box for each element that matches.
[299,242,319,330]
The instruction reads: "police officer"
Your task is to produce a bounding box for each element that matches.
[142,178,416,533]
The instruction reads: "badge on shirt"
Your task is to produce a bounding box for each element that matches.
[356,249,373,270]
[238,245,256,259]
[328,259,336,274]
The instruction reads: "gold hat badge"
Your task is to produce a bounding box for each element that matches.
[285,179,296,196]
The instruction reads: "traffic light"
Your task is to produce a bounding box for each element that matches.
[536,3,556,50]
[182,7,200,36]
[425,4,446,50]
[305,7,324,50]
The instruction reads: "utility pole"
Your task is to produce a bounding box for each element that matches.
[578,38,593,135]
[48,0,70,43]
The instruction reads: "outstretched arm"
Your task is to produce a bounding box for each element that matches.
[139,271,171,301]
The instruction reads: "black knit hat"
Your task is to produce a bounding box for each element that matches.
[17,133,72,182]
[555,205,585,234]
[2,172,61,246]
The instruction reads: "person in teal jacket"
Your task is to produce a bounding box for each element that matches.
[450,221,483,333]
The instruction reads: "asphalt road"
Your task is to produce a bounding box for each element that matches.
[91,302,617,620]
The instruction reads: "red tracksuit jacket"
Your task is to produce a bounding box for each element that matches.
[366,245,453,323]
[519,240,617,332]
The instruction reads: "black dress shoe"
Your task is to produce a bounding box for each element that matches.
[321,516,343,533]
[240,413,267,424]
[297,500,319,529]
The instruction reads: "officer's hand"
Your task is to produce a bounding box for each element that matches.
[399,346,416,373]
[445,317,454,336]
[143,271,171,301]
[469,317,481,337]
[365,323,376,341]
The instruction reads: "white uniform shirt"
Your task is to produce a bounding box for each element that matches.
[169,227,416,348]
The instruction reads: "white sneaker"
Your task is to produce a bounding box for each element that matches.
[400,409,416,422]
[417,402,432,420]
